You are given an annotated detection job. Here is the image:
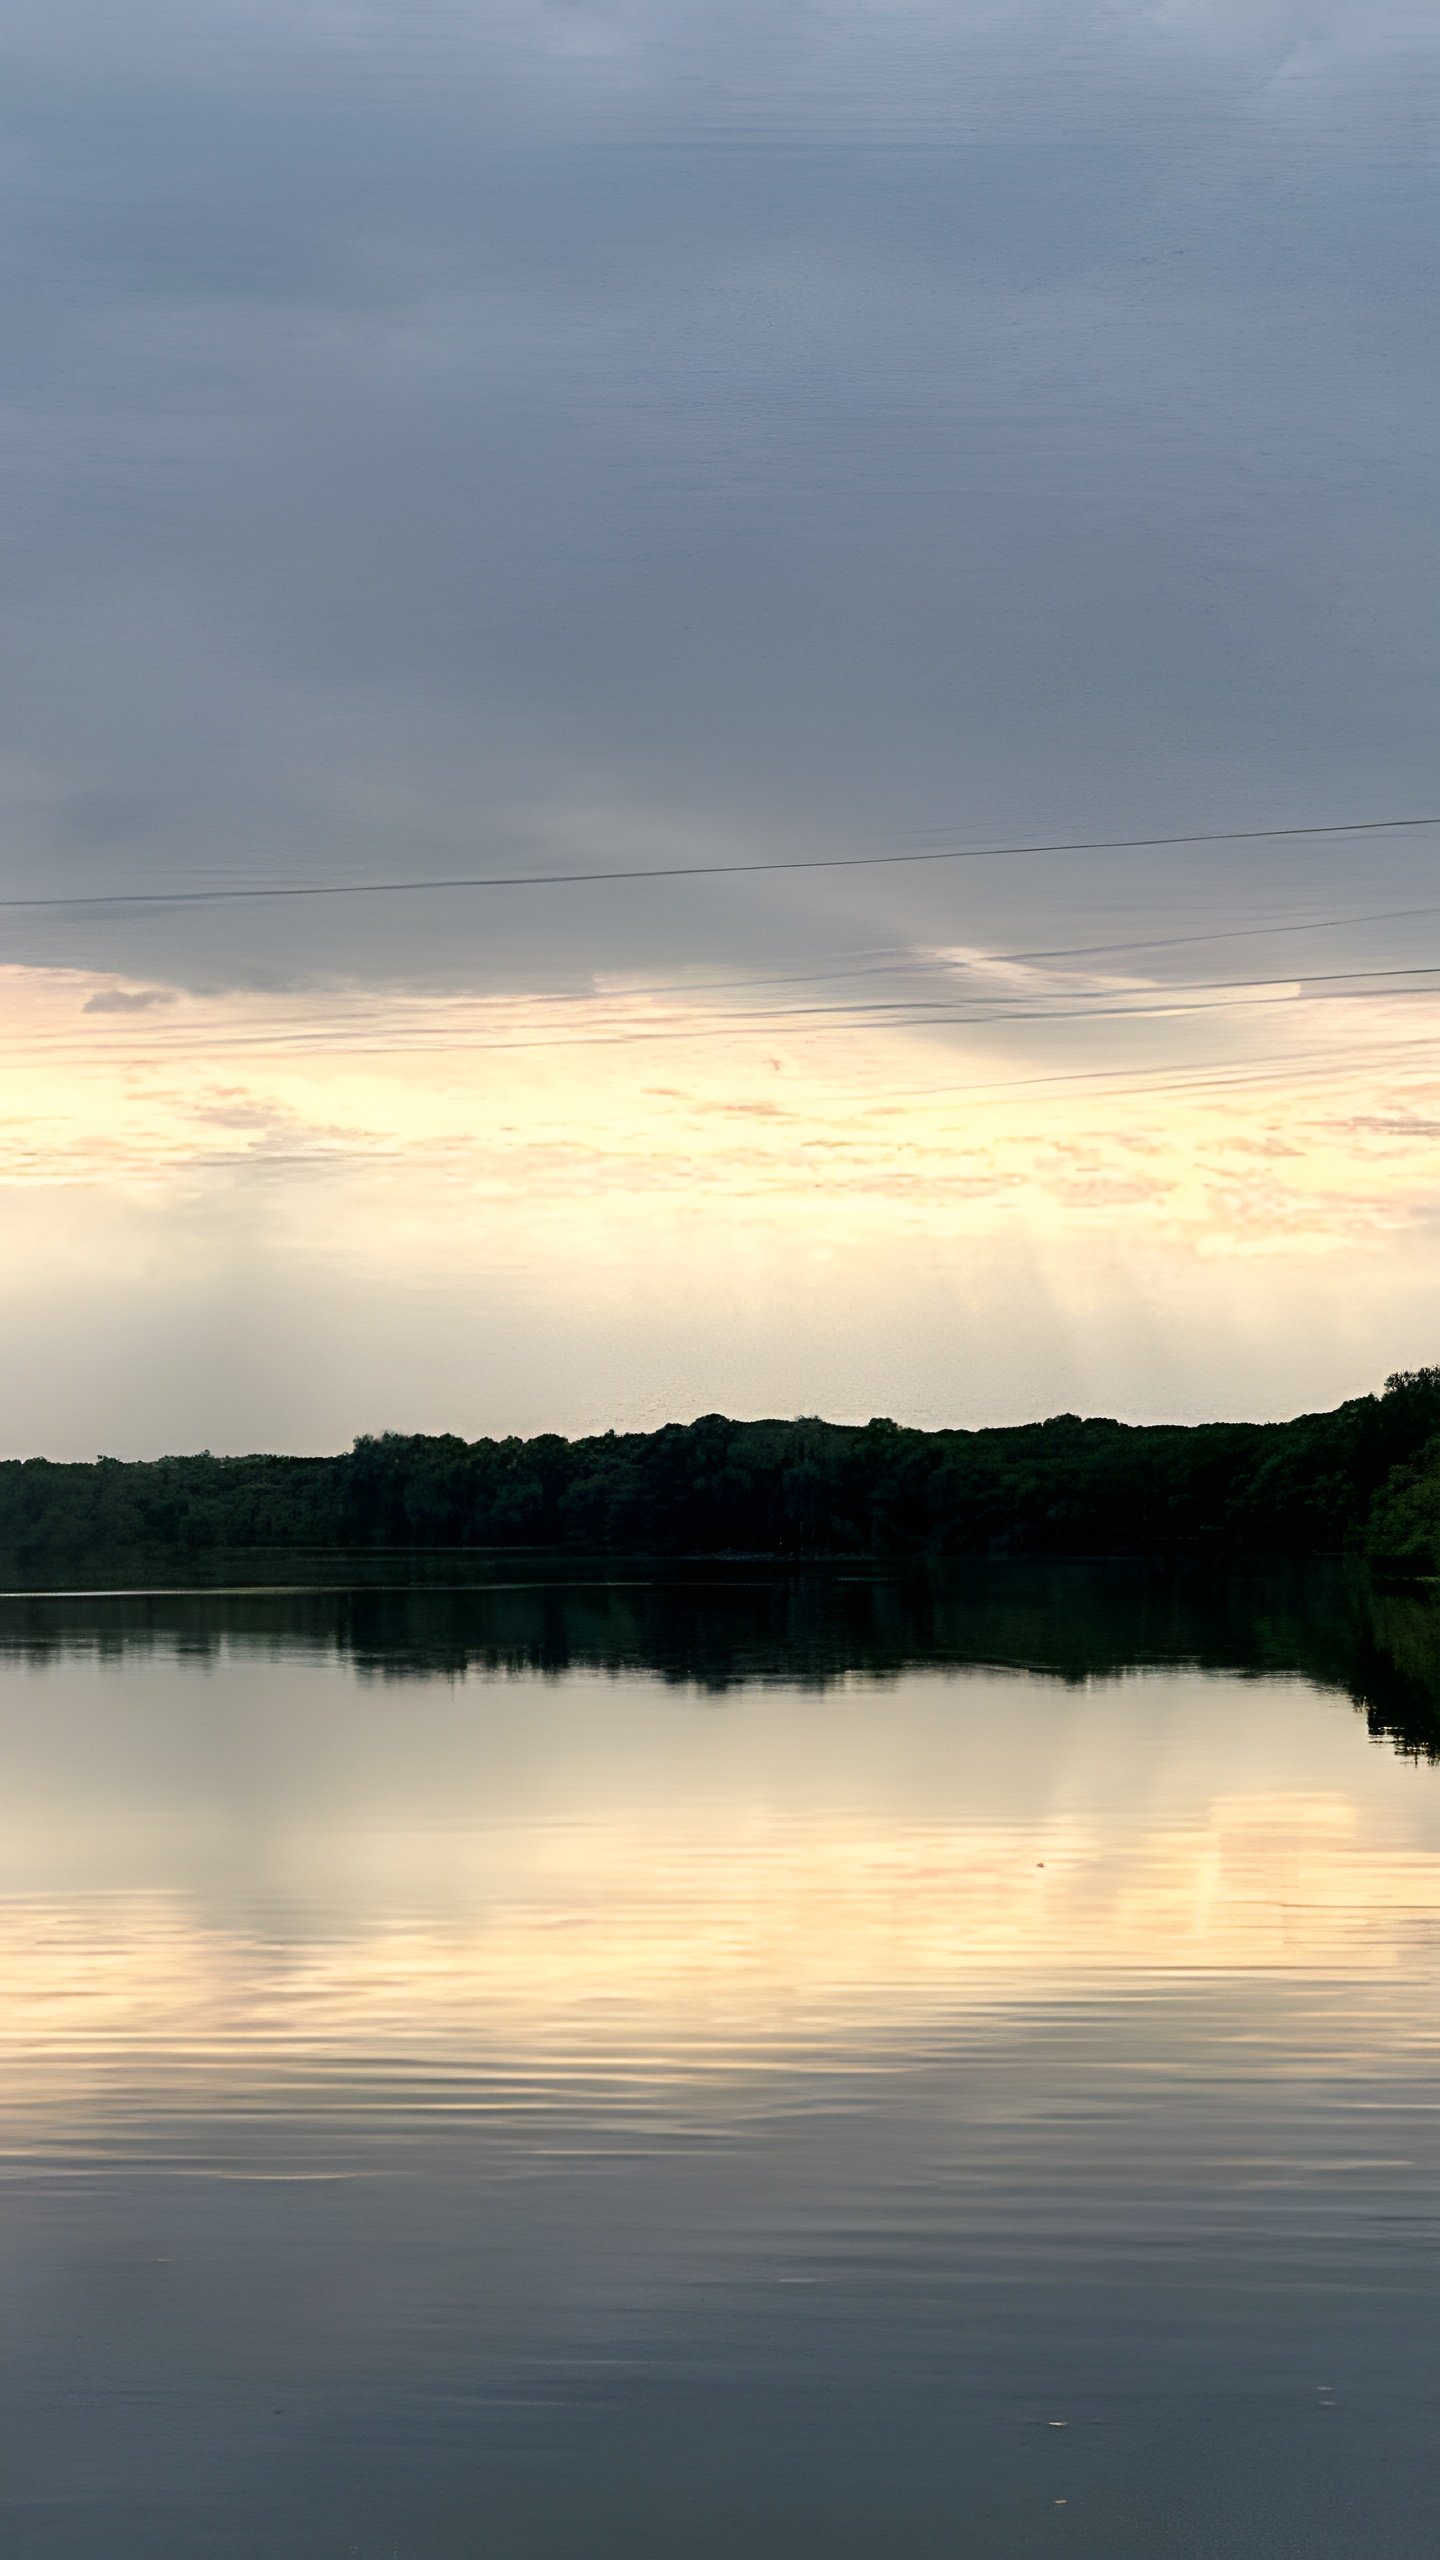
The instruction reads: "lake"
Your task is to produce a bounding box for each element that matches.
[0,1558,1437,2558]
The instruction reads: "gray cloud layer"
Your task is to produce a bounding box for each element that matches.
[2,0,1436,991]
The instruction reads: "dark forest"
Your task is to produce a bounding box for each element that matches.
[2,1369,1438,1566]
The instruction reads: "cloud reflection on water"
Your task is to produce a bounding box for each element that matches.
[0,1657,1437,2161]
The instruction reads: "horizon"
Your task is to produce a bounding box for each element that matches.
[5,1361,1434,1470]
[1,1,1436,1453]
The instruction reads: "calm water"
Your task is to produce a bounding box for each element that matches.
[0,1560,1438,2559]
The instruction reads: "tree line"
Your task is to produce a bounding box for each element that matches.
[1,1368,1437,1566]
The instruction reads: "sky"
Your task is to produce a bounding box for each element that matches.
[2,0,1438,1455]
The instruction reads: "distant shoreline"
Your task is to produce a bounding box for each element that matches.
[2,1370,1438,1570]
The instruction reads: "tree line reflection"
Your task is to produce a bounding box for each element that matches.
[0,1557,1435,1761]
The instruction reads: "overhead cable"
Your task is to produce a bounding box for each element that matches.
[1,813,1438,911]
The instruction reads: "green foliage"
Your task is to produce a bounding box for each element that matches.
[1365,1434,1440,1572]
[3,1369,1440,1562]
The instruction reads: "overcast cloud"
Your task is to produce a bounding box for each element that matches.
[1,0,1436,993]
[1,1,1437,1450]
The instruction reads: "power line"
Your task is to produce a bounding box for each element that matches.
[18,891,1437,1053]
[557,902,1440,1008]
[31,961,1440,1067]
[1,813,1438,912]
[988,901,1440,970]
[256,982,1440,1055]
[866,1032,1440,1112]
[21,890,1438,1039]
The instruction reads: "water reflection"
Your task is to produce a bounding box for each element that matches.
[0,1568,1437,2558]
[0,1555,1436,1756]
